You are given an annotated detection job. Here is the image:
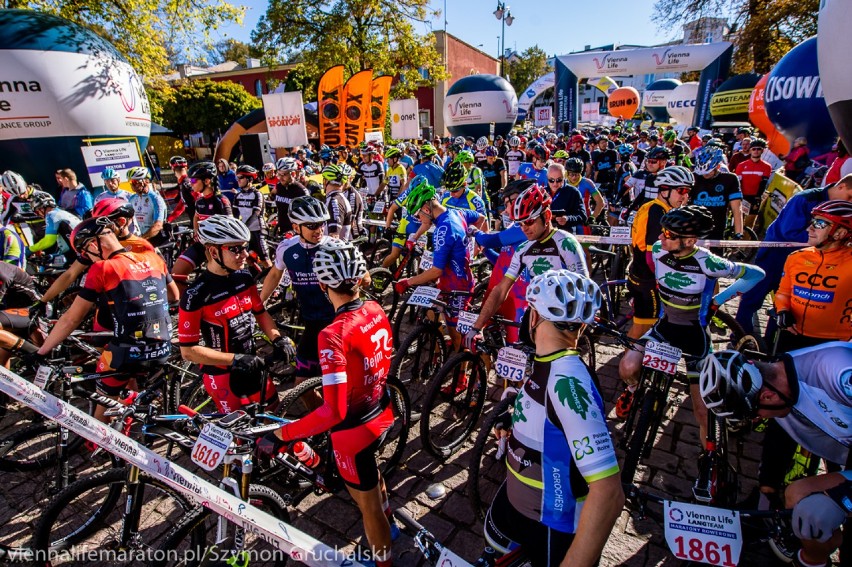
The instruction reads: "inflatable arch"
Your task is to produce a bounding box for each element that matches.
[554,43,733,132]
[214,108,320,163]
[517,72,554,119]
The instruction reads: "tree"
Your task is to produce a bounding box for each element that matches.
[160,79,261,137]
[144,80,176,125]
[208,39,264,67]
[652,0,819,74]
[6,0,245,77]
[251,0,448,99]
[506,46,549,96]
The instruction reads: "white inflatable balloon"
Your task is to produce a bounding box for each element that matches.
[666,82,700,125]
[818,0,852,156]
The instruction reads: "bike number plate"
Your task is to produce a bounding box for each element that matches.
[373,201,385,214]
[436,547,474,567]
[609,226,630,240]
[456,310,478,336]
[495,347,527,381]
[191,423,233,471]
[627,211,637,226]
[419,250,434,270]
[663,500,742,566]
[642,341,682,374]
[34,365,53,389]
[406,286,441,307]
[417,233,428,248]
[740,200,751,216]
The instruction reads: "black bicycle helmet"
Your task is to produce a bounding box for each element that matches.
[236,165,258,178]
[71,216,114,254]
[501,178,538,201]
[442,161,467,191]
[188,161,217,180]
[646,146,670,161]
[564,157,584,174]
[660,205,714,238]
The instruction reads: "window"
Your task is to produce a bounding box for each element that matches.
[255,79,263,97]
[419,110,431,128]
[418,67,430,81]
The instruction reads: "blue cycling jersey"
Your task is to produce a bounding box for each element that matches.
[440,188,486,217]
[517,163,548,186]
[412,161,445,188]
[432,208,480,293]
[273,236,335,322]
[129,190,167,235]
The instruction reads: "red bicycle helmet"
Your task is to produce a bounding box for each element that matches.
[511,184,552,222]
[570,134,586,145]
[532,145,550,161]
[812,199,852,230]
[91,197,134,220]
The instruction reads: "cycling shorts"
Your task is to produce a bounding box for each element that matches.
[0,308,31,333]
[442,292,472,329]
[627,276,660,325]
[248,231,270,262]
[643,317,710,382]
[391,217,418,249]
[202,370,278,414]
[295,318,333,378]
[96,353,169,396]
[330,403,394,490]
[484,482,575,567]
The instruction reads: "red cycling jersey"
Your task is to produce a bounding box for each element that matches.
[735,159,773,197]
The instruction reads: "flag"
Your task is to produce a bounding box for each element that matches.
[370,75,393,133]
[342,69,373,146]
[389,99,420,139]
[263,92,308,148]
[317,65,345,147]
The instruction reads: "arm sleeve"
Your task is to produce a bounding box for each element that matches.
[77,261,105,303]
[28,233,58,253]
[220,196,233,217]
[714,263,766,306]
[153,193,167,223]
[2,231,21,264]
[326,195,341,233]
[177,306,202,346]
[474,229,503,250]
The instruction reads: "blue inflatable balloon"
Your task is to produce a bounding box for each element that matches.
[764,37,837,156]
[444,75,518,139]
[642,79,680,123]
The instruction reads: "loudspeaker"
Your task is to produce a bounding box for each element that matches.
[240,133,273,169]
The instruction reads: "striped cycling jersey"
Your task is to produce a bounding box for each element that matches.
[506,350,619,532]
[506,229,588,284]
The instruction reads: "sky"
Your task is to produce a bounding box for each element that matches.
[217,0,684,60]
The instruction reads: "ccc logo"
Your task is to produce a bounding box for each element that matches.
[795,272,838,288]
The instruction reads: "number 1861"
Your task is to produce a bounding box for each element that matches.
[673,536,735,567]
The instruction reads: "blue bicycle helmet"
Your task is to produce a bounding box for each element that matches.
[616,144,634,157]
[693,146,725,175]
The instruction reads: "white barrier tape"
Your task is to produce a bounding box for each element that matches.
[0,367,363,567]
[573,235,807,248]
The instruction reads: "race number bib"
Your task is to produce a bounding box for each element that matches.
[419,250,433,270]
[436,547,473,567]
[372,201,386,214]
[609,226,630,240]
[456,311,478,336]
[406,286,441,307]
[627,211,637,226]
[34,365,53,389]
[191,423,233,471]
[664,501,742,566]
[740,200,751,216]
[416,233,428,249]
[495,347,527,382]
[642,341,682,375]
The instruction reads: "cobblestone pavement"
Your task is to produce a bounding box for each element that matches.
[0,299,805,566]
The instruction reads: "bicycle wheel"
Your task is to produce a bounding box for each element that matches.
[389,323,449,422]
[709,309,749,352]
[468,394,516,520]
[391,302,418,342]
[724,226,758,264]
[620,388,659,485]
[32,467,204,561]
[368,238,393,268]
[576,334,596,373]
[365,267,396,313]
[419,352,488,460]
[180,377,217,415]
[150,484,290,567]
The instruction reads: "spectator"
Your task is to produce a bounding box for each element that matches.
[782,137,810,182]
[56,168,93,219]
[823,139,849,185]
[728,137,751,172]
[216,158,239,204]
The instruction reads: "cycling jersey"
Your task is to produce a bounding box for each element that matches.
[233,187,265,231]
[343,187,365,238]
[735,159,773,201]
[129,190,167,236]
[94,189,130,204]
[482,158,506,195]
[651,242,764,326]
[355,160,384,196]
[517,163,548,187]
[474,149,488,168]
[29,208,80,255]
[592,148,619,186]
[194,191,233,221]
[385,164,406,201]
[624,170,657,206]
[178,270,264,375]
[411,161,444,188]
[505,229,588,283]
[690,172,742,240]
[59,184,93,218]
[441,188,486,217]
[273,236,335,322]
[432,208,480,294]
[272,182,309,233]
[466,166,485,195]
[475,225,527,341]
[326,189,353,240]
[505,150,525,177]
[568,149,592,170]
[177,175,198,220]
[778,342,852,465]
[0,261,39,308]
[776,246,852,340]
[567,177,599,218]
[629,198,670,282]
[506,350,618,532]
[0,226,25,268]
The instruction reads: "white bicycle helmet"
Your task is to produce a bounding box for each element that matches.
[126,166,151,181]
[654,165,695,188]
[312,238,368,287]
[454,136,465,146]
[476,137,489,150]
[288,196,330,224]
[508,135,520,147]
[262,162,276,174]
[276,157,299,172]
[197,215,251,245]
[699,351,763,421]
[1,171,28,196]
[525,269,601,325]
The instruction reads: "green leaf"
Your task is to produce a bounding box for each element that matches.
[512,389,528,424]
[661,271,694,291]
[530,257,554,276]
[554,375,592,419]
[560,235,579,253]
[703,254,730,272]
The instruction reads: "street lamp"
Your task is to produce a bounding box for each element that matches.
[493,2,514,78]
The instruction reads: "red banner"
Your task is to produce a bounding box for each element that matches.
[370,76,393,133]
[318,65,345,147]
[342,69,373,147]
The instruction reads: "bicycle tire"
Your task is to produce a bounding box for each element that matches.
[419,352,488,460]
[620,388,659,485]
[709,309,749,351]
[389,323,449,422]
[180,377,217,415]
[468,394,516,520]
[391,302,417,343]
[32,467,204,560]
[365,267,395,313]
[149,484,290,567]
[577,334,596,373]
[367,238,393,269]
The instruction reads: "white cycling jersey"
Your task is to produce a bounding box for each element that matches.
[778,341,852,465]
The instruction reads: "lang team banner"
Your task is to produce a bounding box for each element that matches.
[318,65,345,147]
[389,99,419,139]
[263,92,308,148]
[370,76,393,133]
[342,70,373,146]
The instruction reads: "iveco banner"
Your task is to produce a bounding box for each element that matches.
[443,75,518,139]
[667,82,699,125]
[0,10,150,191]
[818,0,852,157]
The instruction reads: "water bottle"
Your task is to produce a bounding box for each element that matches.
[292,441,320,468]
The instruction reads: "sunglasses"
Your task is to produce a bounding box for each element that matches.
[300,221,326,231]
[661,228,685,240]
[224,244,249,254]
[189,178,199,184]
[646,159,666,164]
[548,178,564,184]
[809,217,831,230]
[237,175,251,180]
[659,186,690,195]
[520,217,541,227]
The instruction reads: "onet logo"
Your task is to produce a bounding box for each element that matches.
[653,48,672,66]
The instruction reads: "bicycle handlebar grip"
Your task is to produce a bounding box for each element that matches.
[177,405,198,417]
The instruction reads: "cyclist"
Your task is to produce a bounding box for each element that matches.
[56,168,93,218]
[691,145,744,241]
[393,181,485,349]
[380,175,427,270]
[271,157,309,236]
[126,166,167,246]
[383,147,407,204]
[483,269,624,567]
[619,204,764,445]
[179,216,293,413]
[474,136,489,167]
[323,165,354,240]
[465,183,588,348]
[457,150,489,211]
[0,260,41,367]
[518,145,550,187]
[564,157,605,226]
[568,134,593,177]
[93,168,127,204]
[482,146,507,215]
[547,163,587,234]
[261,197,336,383]
[505,136,525,180]
[775,200,852,349]
[623,146,669,213]
[233,165,271,270]
[354,145,384,199]
[735,138,773,222]
[663,129,691,167]
[27,193,80,264]
[440,161,487,217]
[411,144,444,188]
[341,163,366,239]
[189,161,232,232]
[259,239,395,567]
[700,344,852,567]
[1,170,47,225]
[32,216,176,422]
[591,135,619,199]
[261,162,278,193]
[168,156,195,222]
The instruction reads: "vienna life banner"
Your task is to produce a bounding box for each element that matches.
[389,99,419,139]
[263,92,308,148]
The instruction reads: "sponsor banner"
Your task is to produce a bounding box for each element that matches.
[587,76,619,96]
[317,65,345,147]
[342,69,373,147]
[444,90,517,128]
[711,88,755,117]
[0,50,150,140]
[581,102,600,122]
[554,59,578,131]
[534,106,552,127]
[263,91,308,148]
[389,99,419,139]
[364,130,383,144]
[0,366,365,567]
[695,44,734,128]
[370,76,393,133]
[517,72,555,114]
[80,141,142,187]
[556,43,732,78]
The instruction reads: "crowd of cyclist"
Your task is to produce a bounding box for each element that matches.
[0,117,848,566]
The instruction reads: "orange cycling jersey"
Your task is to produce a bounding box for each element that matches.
[776,246,852,340]
[629,198,672,282]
